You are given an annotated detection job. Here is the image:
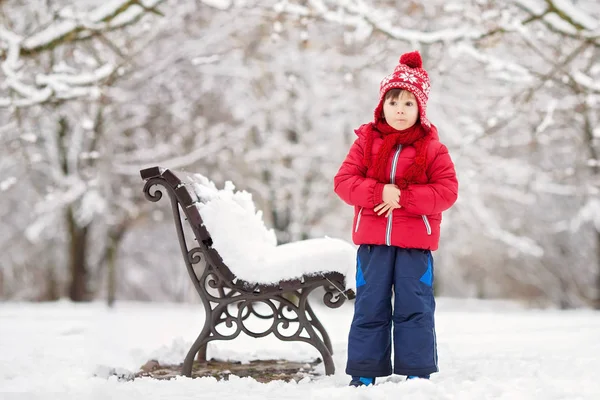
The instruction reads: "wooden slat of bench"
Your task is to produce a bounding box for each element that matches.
[162,169,184,189]
[279,278,302,290]
[205,247,235,282]
[186,207,211,242]
[175,185,197,207]
[140,166,164,180]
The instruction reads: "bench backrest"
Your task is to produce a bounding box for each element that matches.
[141,167,238,284]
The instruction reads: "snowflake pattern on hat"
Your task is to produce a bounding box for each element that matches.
[399,72,418,84]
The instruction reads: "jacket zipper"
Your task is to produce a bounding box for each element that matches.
[355,207,363,232]
[422,215,432,235]
[386,146,402,246]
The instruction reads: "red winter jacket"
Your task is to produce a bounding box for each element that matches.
[334,124,458,251]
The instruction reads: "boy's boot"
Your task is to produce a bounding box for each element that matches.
[349,376,376,387]
[407,375,430,380]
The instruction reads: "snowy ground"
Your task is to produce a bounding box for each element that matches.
[1,298,599,400]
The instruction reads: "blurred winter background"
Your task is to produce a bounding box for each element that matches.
[0,0,599,309]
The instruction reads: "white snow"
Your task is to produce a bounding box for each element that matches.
[4,75,53,106]
[513,0,597,32]
[569,197,600,231]
[275,0,480,44]
[200,0,232,11]
[189,174,357,289]
[191,55,221,66]
[0,177,17,191]
[551,0,598,31]
[512,0,547,16]
[2,0,166,107]
[87,0,140,23]
[543,13,579,35]
[0,26,22,68]
[454,43,533,82]
[87,0,165,27]
[1,299,599,399]
[573,71,600,92]
[36,63,114,87]
[21,20,78,50]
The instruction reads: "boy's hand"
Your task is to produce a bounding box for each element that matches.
[375,184,401,217]
[375,202,401,217]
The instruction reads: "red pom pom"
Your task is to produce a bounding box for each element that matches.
[400,51,422,68]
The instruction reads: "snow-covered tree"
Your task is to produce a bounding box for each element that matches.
[0,0,168,301]
[1,0,598,308]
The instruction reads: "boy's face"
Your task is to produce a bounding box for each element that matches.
[383,90,419,131]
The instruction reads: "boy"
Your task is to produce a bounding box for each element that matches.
[334,51,458,386]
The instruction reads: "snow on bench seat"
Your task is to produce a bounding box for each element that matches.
[187,174,357,291]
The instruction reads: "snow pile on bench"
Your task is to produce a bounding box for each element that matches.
[188,174,357,291]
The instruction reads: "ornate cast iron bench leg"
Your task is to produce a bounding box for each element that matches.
[292,289,335,375]
[305,301,333,356]
[181,286,336,377]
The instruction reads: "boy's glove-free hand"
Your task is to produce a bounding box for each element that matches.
[374,184,401,217]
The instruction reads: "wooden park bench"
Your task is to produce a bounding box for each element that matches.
[140,166,355,377]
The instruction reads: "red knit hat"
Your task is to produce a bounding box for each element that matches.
[374,51,431,129]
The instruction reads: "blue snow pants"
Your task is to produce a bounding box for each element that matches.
[346,245,438,377]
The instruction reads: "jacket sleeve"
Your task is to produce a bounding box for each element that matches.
[334,137,385,208]
[399,143,458,215]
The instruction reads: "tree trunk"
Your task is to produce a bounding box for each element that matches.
[106,236,117,308]
[45,265,60,301]
[57,116,89,302]
[67,206,89,301]
[581,103,600,309]
[101,222,130,307]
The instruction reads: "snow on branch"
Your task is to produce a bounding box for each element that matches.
[572,71,600,93]
[467,194,544,257]
[113,124,229,176]
[513,0,599,39]
[114,145,218,176]
[36,64,115,91]
[0,1,166,108]
[200,0,233,11]
[568,198,600,232]
[0,63,115,107]
[547,0,598,32]
[21,20,78,53]
[274,0,481,44]
[0,27,23,69]
[19,0,229,53]
[454,43,534,82]
[361,17,477,44]
[512,0,547,15]
[1,69,53,107]
[0,177,17,192]
[87,0,163,22]
[21,0,165,53]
